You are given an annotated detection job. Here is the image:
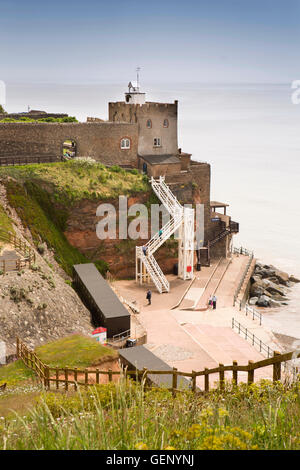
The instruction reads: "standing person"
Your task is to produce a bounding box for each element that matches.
[158,228,163,239]
[142,245,147,256]
[208,294,213,309]
[146,289,152,305]
[212,294,217,310]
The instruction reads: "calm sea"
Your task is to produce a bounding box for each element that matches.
[5,82,300,339]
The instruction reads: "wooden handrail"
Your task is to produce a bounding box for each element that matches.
[16,337,300,393]
[0,230,36,272]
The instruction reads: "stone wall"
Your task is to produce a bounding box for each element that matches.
[0,122,138,166]
[109,101,178,156]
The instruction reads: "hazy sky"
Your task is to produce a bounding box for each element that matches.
[1,0,300,84]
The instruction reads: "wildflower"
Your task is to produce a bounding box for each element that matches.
[164,446,176,450]
[135,442,148,450]
[218,408,229,418]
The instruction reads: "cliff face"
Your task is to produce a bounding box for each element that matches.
[64,193,178,278]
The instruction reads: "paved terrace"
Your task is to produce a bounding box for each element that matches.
[114,254,284,389]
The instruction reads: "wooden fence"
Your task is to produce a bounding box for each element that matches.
[0,229,36,273]
[16,338,300,395]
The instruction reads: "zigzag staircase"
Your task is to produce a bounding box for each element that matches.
[136,176,194,293]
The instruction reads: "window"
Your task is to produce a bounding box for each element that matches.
[146,119,152,128]
[121,138,130,150]
[163,119,169,128]
[153,138,161,147]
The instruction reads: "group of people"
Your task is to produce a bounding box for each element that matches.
[208,294,217,309]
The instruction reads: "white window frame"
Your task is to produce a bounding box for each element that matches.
[153,137,161,147]
[121,138,131,150]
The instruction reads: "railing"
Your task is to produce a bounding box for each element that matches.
[111,329,131,343]
[232,318,272,357]
[16,337,300,394]
[0,155,63,166]
[208,228,230,248]
[233,249,254,305]
[231,318,297,376]
[235,299,262,325]
[0,229,36,272]
[232,246,254,257]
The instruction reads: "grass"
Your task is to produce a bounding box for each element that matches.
[0,360,35,388]
[0,161,149,276]
[0,160,149,205]
[0,204,14,233]
[34,334,117,369]
[1,377,300,450]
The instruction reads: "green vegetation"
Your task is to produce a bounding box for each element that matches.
[0,161,148,275]
[0,116,78,123]
[0,160,149,205]
[34,334,117,369]
[3,179,90,275]
[0,105,6,114]
[0,377,300,450]
[0,203,13,233]
[0,360,35,387]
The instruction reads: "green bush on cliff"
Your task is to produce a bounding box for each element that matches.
[0,116,78,123]
[0,203,14,233]
[0,161,149,204]
[0,162,149,276]
[3,179,107,276]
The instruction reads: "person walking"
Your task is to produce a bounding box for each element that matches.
[142,245,147,256]
[146,289,152,305]
[212,294,217,310]
[158,228,163,240]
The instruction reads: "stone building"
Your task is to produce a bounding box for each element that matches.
[0,81,239,262]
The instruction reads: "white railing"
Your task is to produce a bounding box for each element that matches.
[136,176,194,293]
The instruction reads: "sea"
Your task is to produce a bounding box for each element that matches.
[4,81,300,340]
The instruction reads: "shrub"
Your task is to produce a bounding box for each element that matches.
[37,244,45,255]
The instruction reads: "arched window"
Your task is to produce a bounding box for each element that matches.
[146,119,152,128]
[163,119,169,128]
[120,138,131,150]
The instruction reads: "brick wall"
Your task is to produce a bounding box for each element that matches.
[0,122,138,166]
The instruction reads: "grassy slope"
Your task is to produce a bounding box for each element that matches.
[0,161,149,276]
[0,378,300,449]
[0,160,148,204]
[35,334,117,368]
[0,360,35,387]
[0,204,13,233]
[0,335,117,417]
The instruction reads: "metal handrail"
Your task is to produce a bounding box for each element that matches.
[232,317,273,358]
[112,329,131,343]
[231,317,297,375]
[236,299,262,325]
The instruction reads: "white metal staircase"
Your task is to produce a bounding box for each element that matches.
[136,176,195,293]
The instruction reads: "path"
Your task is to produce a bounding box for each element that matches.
[114,254,284,389]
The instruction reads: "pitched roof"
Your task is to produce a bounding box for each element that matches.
[73,263,129,319]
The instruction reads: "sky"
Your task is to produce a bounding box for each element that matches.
[1,0,300,85]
